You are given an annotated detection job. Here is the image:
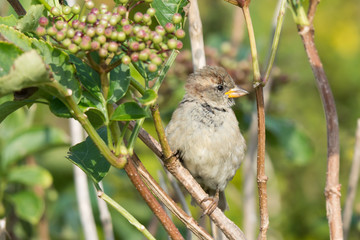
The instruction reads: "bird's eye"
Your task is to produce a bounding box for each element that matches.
[217,84,224,91]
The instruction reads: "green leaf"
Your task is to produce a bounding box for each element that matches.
[16,5,44,32]
[266,117,314,165]
[0,100,30,124]
[0,50,50,98]
[0,24,33,51]
[0,42,24,77]
[32,40,81,102]
[0,15,18,27]
[69,54,102,101]
[152,0,188,27]
[2,126,69,168]
[8,190,44,224]
[138,89,157,106]
[7,165,53,188]
[0,25,81,101]
[111,102,148,121]
[49,97,72,118]
[67,127,110,183]
[108,64,131,104]
[79,91,107,128]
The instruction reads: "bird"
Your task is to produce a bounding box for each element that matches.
[165,65,247,214]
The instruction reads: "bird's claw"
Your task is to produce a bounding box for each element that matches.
[200,195,219,217]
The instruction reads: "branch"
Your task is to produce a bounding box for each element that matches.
[96,182,115,240]
[295,1,343,239]
[130,154,214,240]
[343,119,360,240]
[7,0,26,16]
[188,0,206,70]
[124,156,184,240]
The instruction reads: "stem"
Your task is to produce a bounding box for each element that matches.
[48,81,126,169]
[262,0,286,84]
[100,71,110,101]
[127,114,146,155]
[130,77,146,95]
[343,119,360,240]
[242,6,261,86]
[124,156,184,240]
[97,190,156,240]
[7,0,26,16]
[299,26,343,240]
[152,50,178,92]
[131,154,213,240]
[37,0,52,12]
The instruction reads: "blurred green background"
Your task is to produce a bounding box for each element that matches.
[0,0,359,239]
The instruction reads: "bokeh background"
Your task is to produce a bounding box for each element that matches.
[0,0,359,239]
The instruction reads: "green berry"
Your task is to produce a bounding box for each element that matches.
[148,63,157,72]
[122,55,131,65]
[99,48,108,58]
[117,6,127,15]
[151,56,162,66]
[62,6,71,15]
[175,29,185,39]
[73,35,82,45]
[155,26,165,36]
[66,28,75,38]
[86,27,96,37]
[172,13,182,24]
[80,39,91,50]
[142,13,151,23]
[152,33,162,44]
[120,18,129,26]
[117,31,126,41]
[72,4,81,14]
[97,35,106,44]
[68,43,79,54]
[96,25,105,35]
[87,13,97,24]
[91,41,100,50]
[165,23,175,33]
[119,0,129,4]
[134,12,143,23]
[85,0,95,9]
[71,20,80,29]
[56,31,65,41]
[38,17,49,27]
[146,8,156,17]
[123,25,132,35]
[108,42,118,52]
[131,52,139,62]
[50,7,61,16]
[62,38,72,47]
[176,40,183,50]
[167,38,177,49]
[55,20,65,30]
[139,50,148,61]
[145,0,153,3]
[129,41,140,51]
[36,26,46,36]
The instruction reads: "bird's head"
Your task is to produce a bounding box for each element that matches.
[185,66,248,108]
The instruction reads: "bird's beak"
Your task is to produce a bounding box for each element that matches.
[225,86,248,98]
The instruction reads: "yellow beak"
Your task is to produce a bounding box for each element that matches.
[225,86,248,98]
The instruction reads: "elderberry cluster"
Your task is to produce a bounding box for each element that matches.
[36,0,185,72]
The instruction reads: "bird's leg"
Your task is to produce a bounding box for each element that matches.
[200,188,220,216]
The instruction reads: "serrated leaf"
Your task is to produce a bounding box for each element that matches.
[111,102,148,121]
[0,50,50,97]
[16,5,44,32]
[67,127,110,183]
[108,63,131,104]
[266,117,314,165]
[8,190,44,224]
[0,25,81,102]
[0,15,17,27]
[152,0,188,26]
[32,40,81,102]
[8,165,53,188]
[0,24,33,51]
[2,126,69,168]
[0,100,29,124]
[0,42,24,77]
[138,89,157,106]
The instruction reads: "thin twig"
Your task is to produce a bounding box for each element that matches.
[241,4,269,240]
[97,190,156,240]
[124,156,184,240]
[296,1,343,239]
[96,182,115,240]
[343,119,360,240]
[130,154,213,240]
[70,119,99,240]
[188,0,206,70]
[6,0,26,16]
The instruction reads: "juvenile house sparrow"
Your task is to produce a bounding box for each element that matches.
[166,65,247,213]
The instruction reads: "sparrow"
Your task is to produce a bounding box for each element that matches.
[165,65,247,213]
